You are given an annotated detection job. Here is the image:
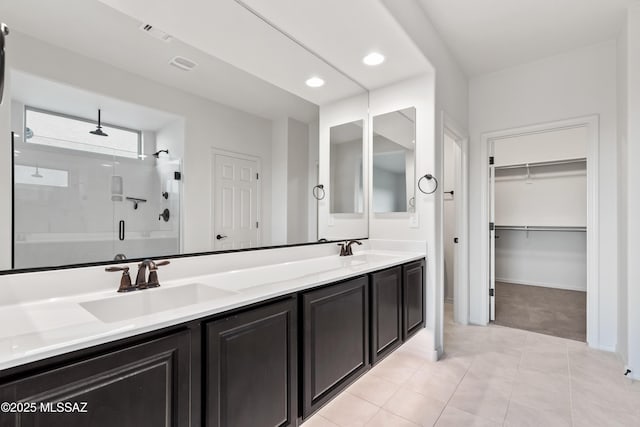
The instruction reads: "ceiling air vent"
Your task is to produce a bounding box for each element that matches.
[139,23,172,42]
[169,56,198,71]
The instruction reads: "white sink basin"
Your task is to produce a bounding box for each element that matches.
[80,283,237,323]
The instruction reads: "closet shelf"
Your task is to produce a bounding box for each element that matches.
[495,225,586,232]
[494,157,586,171]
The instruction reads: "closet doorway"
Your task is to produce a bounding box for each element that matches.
[483,117,598,343]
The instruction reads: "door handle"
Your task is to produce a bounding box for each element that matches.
[119,220,125,241]
[216,234,227,240]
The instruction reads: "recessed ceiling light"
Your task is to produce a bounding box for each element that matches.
[169,56,197,71]
[305,77,325,88]
[363,52,385,66]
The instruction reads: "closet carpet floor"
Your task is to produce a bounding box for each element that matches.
[494,282,586,342]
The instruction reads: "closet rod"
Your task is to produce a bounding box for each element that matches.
[495,225,586,232]
[494,157,586,171]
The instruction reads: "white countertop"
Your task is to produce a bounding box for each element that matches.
[0,249,424,371]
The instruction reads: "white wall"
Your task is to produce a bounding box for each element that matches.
[286,118,310,244]
[380,0,469,338]
[495,231,587,291]
[623,4,640,379]
[271,117,313,245]
[3,32,276,259]
[318,93,369,241]
[469,41,618,350]
[271,118,288,245]
[371,166,405,212]
[368,74,437,356]
[307,120,319,241]
[331,139,363,213]
[616,8,629,369]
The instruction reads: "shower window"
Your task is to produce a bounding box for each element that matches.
[24,107,142,159]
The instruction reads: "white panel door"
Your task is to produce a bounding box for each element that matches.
[213,153,258,250]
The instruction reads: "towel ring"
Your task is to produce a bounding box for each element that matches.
[312,184,325,200]
[417,174,439,195]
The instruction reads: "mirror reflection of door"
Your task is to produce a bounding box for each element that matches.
[213,152,259,250]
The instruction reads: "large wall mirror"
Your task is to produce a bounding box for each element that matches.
[0,0,368,271]
[372,107,416,213]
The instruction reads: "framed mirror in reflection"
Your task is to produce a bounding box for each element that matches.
[372,107,416,213]
[329,120,364,214]
[0,0,368,271]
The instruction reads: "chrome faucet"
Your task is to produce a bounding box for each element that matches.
[338,240,362,256]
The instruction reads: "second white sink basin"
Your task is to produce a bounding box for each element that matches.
[80,283,237,323]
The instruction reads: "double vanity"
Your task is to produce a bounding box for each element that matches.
[0,246,426,426]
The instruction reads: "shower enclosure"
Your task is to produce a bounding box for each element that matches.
[12,104,182,269]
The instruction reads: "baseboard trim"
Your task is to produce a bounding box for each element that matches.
[496,277,586,292]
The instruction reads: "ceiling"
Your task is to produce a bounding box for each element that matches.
[12,71,180,131]
[418,0,637,75]
[237,0,432,90]
[97,0,366,105]
[3,0,434,123]
[0,0,319,123]
[330,122,363,145]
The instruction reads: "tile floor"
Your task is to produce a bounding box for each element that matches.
[304,303,640,426]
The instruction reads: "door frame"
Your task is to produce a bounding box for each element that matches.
[479,115,599,346]
[441,112,470,326]
[210,148,262,249]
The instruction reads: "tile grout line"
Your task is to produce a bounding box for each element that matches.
[350,362,424,426]
[566,341,575,427]
[501,331,529,426]
[431,354,474,426]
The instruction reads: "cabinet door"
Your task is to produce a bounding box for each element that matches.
[371,266,403,365]
[302,276,369,418]
[403,259,426,340]
[205,298,297,427]
[0,331,191,427]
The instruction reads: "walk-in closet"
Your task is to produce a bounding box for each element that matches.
[490,126,588,341]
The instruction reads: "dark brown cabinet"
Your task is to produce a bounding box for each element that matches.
[370,266,403,365]
[302,276,369,419]
[0,331,191,427]
[205,298,297,427]
[0,258,425,427]
[403,259,426,340]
